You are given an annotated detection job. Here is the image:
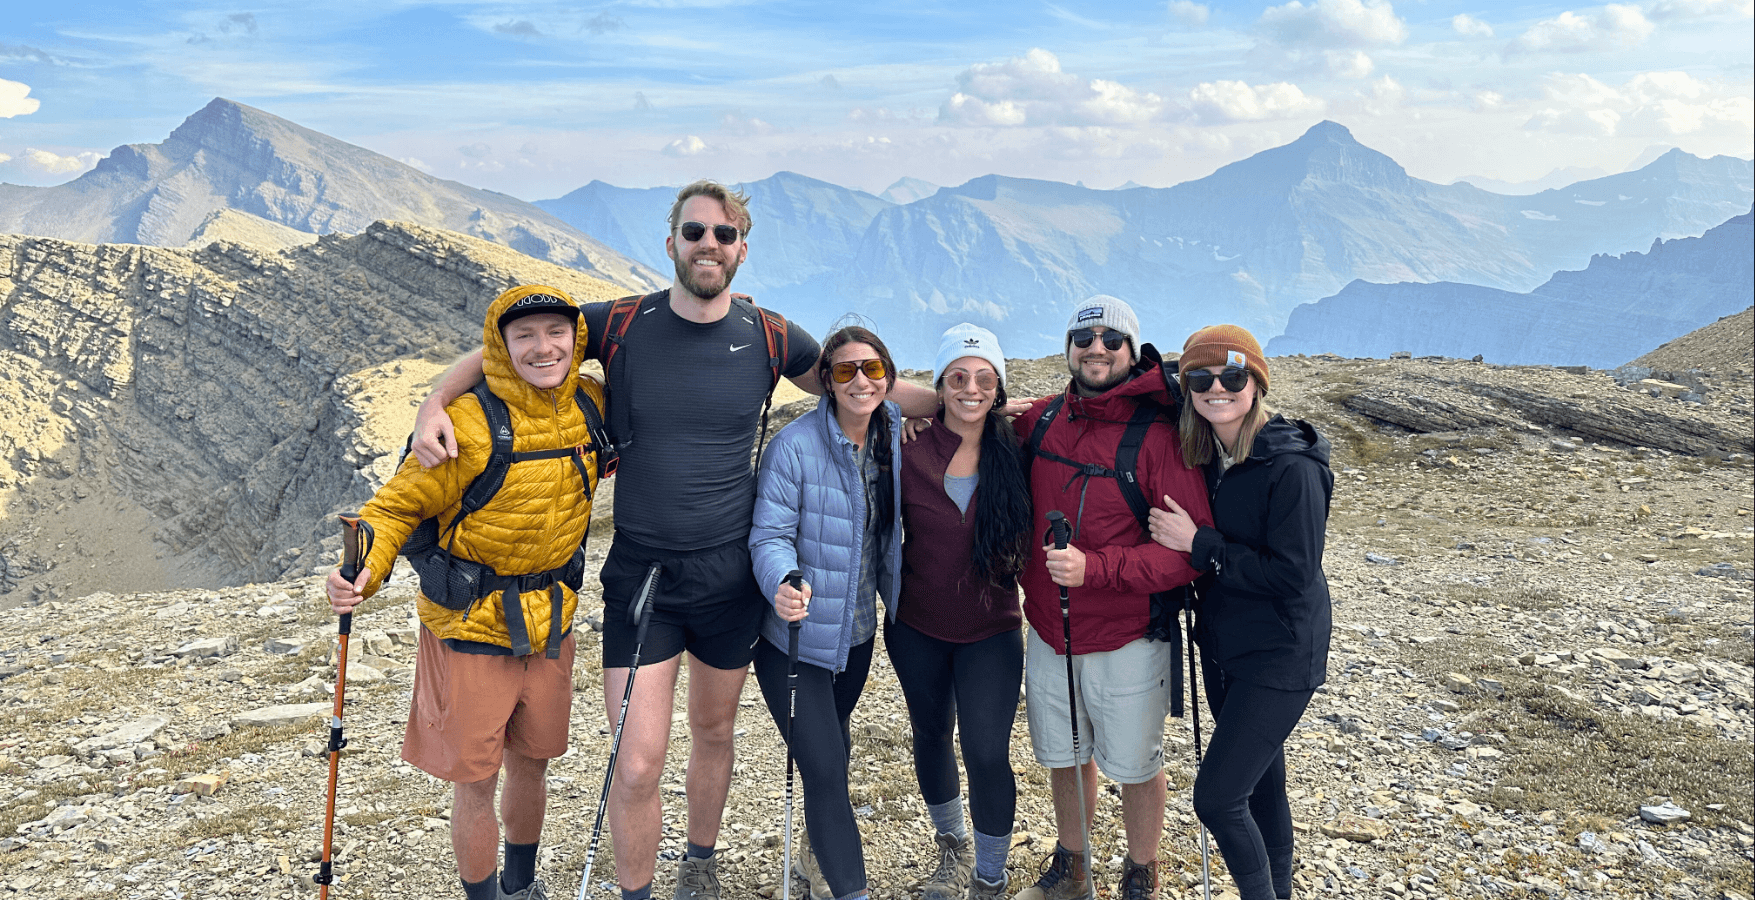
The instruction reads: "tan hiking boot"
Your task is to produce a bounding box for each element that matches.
[789,840,833,900]
[967,871,1009,900]
[1116,855,1159,900]
[920,831,974,900]
[673,855,721,900]
[1011,843,1093,900]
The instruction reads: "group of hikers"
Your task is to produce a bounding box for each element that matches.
[324,179,1335,900]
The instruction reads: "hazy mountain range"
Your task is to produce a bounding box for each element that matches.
[1,100,1749,367]
[1268,210,1754,369]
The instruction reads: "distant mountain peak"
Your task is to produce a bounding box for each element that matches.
[1297,120,1356,143]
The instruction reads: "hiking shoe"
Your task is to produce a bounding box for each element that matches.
[967,871,1008,900]
[673,855,721,900]
[1117,855,1158,900]
[1011,843,1092,900]
[920,831,974,900]
[789,840,833,900]
[497,876,549,900]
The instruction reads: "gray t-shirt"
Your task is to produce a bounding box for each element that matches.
[583,292,820,550]
[943,472,977,515]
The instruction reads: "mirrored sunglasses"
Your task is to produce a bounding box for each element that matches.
[1069,328,1127,351]
[830,358,888,384]
[1184,367,1251,393]
[943,369,998,392]
[678,221,741,245]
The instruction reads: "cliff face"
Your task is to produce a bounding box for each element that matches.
[0,222,626,601]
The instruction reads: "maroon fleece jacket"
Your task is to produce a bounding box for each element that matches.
[897,419,1023,643]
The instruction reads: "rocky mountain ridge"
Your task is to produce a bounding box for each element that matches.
[0,99,661,294]
[0,221,626,601]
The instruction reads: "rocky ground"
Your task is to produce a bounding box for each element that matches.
[0,352,1751,900]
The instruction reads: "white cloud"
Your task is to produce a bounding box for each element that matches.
[0,152,10,164]
[1168,0,1210,27]
[1452,13,1494,38]
[21,148,100,174]
[0,79,41,118]
[1647,0,1754,20]
[1188,80,1326,123]
[1510,5,1653,54]
[399,157,432,171]
[1258,0,1407,48]
[662,135,710,156]
[1521,70,1753,138]
[937,49,1164,127]
[1325,50,1374,78]
[718,113,774,136]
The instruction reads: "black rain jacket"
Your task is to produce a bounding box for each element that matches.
[1190,414,1334,691]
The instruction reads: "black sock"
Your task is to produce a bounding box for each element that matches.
[621,883,653,900]
[502,841,538,893]
[686,840,715,860]
[461,870,498,900]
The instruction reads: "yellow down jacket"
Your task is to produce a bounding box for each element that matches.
[355,285,603,653]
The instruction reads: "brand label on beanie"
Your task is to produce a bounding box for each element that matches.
[1227,350,1246,368]
[1076,306,1104,323]
[963,336,981,348]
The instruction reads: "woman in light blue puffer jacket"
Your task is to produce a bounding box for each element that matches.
[750,324,903,900]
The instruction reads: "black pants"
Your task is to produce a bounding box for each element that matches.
[1192,653,1313,900]
[754,636,874,898]
[884,619,1022,837]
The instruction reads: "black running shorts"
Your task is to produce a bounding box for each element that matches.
[598,533,766,671]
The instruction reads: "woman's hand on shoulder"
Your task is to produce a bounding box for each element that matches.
[1000,396,1037,418]
[1148,494,1198,553]
[901,417,934,444]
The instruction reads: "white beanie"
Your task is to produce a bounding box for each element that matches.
[934,323,1007,388]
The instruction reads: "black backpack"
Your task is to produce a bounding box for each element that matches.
[1022,344,1195,714]
[398,381,616,658]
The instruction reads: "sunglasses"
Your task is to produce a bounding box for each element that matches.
[1184,367,1251,393]
[1069,328,1127,351]
[829,358,888,384]
[678,221,741,245]
[943,369,998,392]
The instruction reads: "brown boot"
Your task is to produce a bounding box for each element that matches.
[1117,855,1158,900]
[1011,843,1092,900]
[920,831,974,900]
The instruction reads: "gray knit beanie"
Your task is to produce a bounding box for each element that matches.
[1065,294,1139,355]
[934,323,1006,388]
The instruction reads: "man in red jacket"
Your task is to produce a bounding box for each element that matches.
[1013,296,1213,900]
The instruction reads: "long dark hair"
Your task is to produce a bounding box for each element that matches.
[938,379,1032,585]
[818,325,896,530]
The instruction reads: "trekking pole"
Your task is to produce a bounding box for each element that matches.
[1184,599,1212,900]
[578,562,662,900]
[1046,511,1094,900]
[781,570,805,900]
[316,513,373,899]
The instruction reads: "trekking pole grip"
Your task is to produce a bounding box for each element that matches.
[784,569,804,653]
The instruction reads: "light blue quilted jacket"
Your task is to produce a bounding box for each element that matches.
[750,396,903,673]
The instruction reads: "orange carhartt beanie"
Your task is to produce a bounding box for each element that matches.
[1180,324,1270,394]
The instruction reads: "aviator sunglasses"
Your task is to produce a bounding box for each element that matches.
[829,358,889,384]
[943,369,998,392]
[678,221,741,244]
[1184,366,1252,393]
[1069,328,1128,351]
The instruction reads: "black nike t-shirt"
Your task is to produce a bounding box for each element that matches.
[581,292,820,551]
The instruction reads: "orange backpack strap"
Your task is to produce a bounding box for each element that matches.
[600,292,652,369]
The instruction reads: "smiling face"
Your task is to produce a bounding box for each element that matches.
[501,312,575,391]
[1188,363,1257,443]
[828,341,890,427]
[938,355,999,427]
[1067,325,1134,397]
[665,194,746,301]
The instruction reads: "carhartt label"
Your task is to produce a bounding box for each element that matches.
[1227,350,1246,368]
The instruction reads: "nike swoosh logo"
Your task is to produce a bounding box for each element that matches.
[729,343,751,352]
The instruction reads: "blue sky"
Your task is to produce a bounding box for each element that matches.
[2,0,1750,199]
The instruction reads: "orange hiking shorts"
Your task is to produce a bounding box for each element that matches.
[401,626,576,784]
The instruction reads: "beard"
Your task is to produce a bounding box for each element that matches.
[673,249,741,301]
[1068,353,1131,396]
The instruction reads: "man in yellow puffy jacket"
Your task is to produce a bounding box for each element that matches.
[326,284,606,900]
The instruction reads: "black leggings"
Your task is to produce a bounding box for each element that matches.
[883,620,1022,837]
[754,636,874,898]
[1192,653,1313,900]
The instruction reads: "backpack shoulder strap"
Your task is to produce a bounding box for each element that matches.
[445,382,516,539]
[1023,395,1066,462]
[1112,399,1164,529]
[732,295,791,471]
[600,292,651,368]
